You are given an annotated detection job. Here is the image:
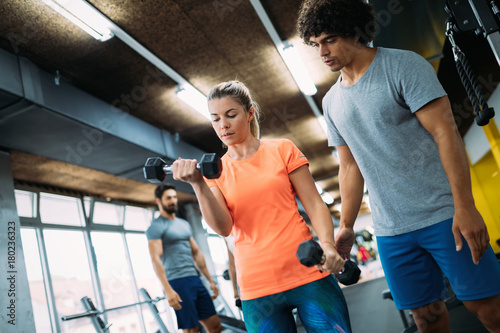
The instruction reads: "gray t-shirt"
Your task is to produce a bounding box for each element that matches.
[146,216,198,280]
[323,47,455,236]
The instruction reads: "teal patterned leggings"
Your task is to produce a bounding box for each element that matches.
[241,275,352,333]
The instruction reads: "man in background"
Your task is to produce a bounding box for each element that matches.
[147,184,222,333]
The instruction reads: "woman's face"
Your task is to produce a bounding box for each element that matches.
[208,97,254,146]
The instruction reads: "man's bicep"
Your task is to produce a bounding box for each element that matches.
[148,239,163,259]
[337,144,356,165]
[337,145,364,186]
[190,237,204,259]
[415,96,456,138]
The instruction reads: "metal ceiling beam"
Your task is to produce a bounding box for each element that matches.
[0,47,205,194]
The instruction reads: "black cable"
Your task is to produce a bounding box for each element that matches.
[456,51,488,110]
[454,51,481,115]
[446,19,495,126]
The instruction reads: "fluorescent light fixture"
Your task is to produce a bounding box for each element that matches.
[315,182,334,205]
[315,182,323,194]
[176,85,210,120]
[334,203,342,213]
[41,0,114,41]
[280,43,317,96]
[321,192,334,205]
[317,116,328,135]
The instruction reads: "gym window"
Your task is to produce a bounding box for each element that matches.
[15,187,181,333]
[92,201,124,226]
[40,192,85,226]
[14,189,37,218]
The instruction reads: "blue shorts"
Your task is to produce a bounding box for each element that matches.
[241,275,351,333]
[377,218,500,310]
[169,276,217,329]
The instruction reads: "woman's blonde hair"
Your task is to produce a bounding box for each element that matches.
[207,81,261,138]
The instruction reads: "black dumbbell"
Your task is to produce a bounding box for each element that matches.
[235,298,242,309]
[222,269,230,281]
[296,239,361,286]
[143,153,222,183]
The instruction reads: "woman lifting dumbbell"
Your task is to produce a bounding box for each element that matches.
[171,81,352,333]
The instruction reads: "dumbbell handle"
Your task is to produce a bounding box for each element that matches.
[316,255,348,274]
[163,163,202,175]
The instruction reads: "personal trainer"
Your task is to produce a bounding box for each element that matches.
[171,81,352,333]
[297,1,500,332]
[146,184,222,333]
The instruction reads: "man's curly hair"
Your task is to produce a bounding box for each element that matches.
[297,0,376,45]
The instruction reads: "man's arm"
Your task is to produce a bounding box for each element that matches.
[415,95,489,264]
[148,240,183,309]
[335,144,365,259]
[190,237,219,299]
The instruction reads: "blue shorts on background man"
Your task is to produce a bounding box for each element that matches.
[169,276,217,329]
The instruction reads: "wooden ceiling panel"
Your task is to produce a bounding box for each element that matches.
[10,150,195,205]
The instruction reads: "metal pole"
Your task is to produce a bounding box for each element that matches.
[139,288,170,333]
[62,298,166,321]
[468,0,500,66]
[122,232,148,333]
[487,32,500,66]
[80,296,109,333]
[63,293,169,333]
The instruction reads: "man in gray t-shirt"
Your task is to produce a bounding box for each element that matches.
[147,184,222,333]
[297,0,500,332]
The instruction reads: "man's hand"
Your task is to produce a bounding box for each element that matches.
[453,207,490,265]
[166,289,183,310]
[335,226,356,260]
[210,281,219,300]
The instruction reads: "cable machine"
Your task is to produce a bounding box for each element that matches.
[445,0,499,126]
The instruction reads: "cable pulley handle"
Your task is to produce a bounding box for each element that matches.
[445,17,495,126]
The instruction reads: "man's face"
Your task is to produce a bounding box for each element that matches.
[159,189,178,214]
[308,32,360,72]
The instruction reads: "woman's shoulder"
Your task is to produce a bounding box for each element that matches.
[261,138,295,148]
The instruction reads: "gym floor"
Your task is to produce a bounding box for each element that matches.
[295,277,489,333]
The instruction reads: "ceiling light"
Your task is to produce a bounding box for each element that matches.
[321,192,334,205]
[176,85,210,120]
[280,43,317,96]
[249,0,317,96]
[317,116,328,135]
[334,203,342,213]
[43,0,211,121]
[315,182,324,194]
[41,0,114,41]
